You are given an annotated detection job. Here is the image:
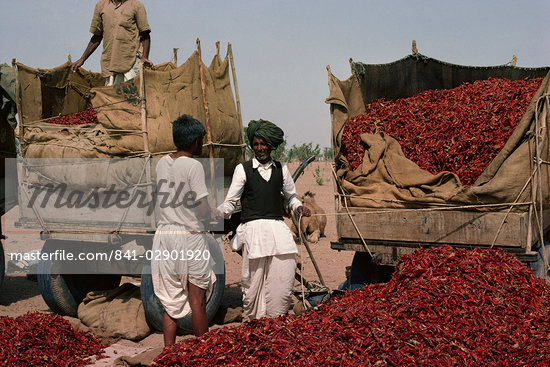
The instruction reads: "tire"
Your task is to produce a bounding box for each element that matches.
[349,251,393,287]
[37,240,121,317]
[141,237,225,332]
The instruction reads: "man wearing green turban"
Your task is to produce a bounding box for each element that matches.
[246,119,285,151]
[219,119,311,320]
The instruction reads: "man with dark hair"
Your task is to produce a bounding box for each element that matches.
[219,119,311,320]
[70,0,153,86]
[152,114,220,345]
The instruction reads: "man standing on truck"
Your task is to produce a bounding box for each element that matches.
[219,119,311,320]
[152,115,221,345]
[70,0,153,86]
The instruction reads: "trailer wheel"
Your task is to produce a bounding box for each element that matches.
[141,237,225,332]
[37,240,121,317]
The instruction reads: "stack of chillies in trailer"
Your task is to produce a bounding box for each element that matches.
[43,105,99,126]
[341,77,542,185]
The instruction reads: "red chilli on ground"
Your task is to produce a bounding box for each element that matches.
[152,246,550,366]
[0,312,106,366]
[44,105,99,125]
[341,77,542,185]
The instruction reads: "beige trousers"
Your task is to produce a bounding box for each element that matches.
[241,249,296,320]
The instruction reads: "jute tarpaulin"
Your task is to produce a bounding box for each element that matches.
[327,54,550,210]
[15,61,105,129]
[15,60,105,157]
[91,51,244,176]
[16,48,245,177]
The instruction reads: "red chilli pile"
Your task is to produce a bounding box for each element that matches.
[153,246,550,366]
[45,105,99,125]
[0,312,106,366]
[341,77,542,185]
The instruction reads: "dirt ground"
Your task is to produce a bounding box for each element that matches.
[0,160,355,365]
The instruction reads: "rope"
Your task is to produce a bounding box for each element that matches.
[203,141,247,148]
[491,167,535,248]
[114,156,152,233]
[21,121,147,134]
[331,163,373,256]
[299,205,533,217]
[533,93,550,271]
[21,180,50,233]
[335,192,532,211]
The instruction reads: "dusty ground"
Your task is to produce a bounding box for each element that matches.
[0,160,355,365]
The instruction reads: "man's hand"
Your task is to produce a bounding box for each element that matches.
[141,57,154,69]
[211,208,223,221]
[71,34,102,73]
[297,205,311,217]
[71,59,85,73]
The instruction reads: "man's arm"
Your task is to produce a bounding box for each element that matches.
[71,34,102,73]
[282,165,311,217]
[196,197,222,222]
[218,164,246,218]
[140,31,154,68]
[187,162,221,222]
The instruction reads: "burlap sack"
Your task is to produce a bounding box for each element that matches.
[78,283,151,340]
[23,124,133,159]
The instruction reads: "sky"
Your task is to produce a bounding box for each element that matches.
[1,0,549,148]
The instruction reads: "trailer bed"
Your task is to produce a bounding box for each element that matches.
[332,206,550,265]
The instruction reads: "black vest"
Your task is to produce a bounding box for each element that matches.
[240,160,284,223]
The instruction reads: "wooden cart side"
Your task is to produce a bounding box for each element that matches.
[332,206,550,264]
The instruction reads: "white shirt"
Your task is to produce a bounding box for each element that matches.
[219,158,302,258]
[155,155,209,231]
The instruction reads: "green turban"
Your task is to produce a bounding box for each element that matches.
[247,119,285,150]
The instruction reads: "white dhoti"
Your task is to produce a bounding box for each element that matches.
[151,224,216,319]
[105,56,140,86]
[241,248,297,320]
